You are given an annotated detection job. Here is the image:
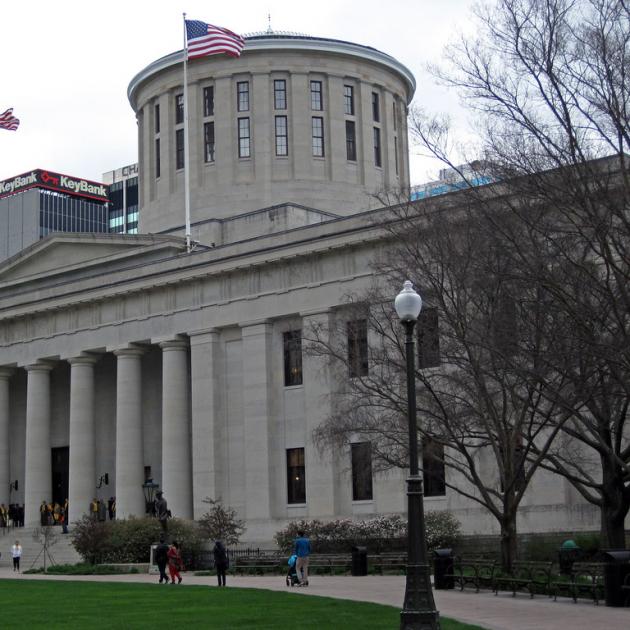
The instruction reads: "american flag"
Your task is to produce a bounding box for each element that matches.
[0,108,19,131]
[185,20,245,59]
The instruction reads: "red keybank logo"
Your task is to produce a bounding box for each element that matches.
[0,169,109,202]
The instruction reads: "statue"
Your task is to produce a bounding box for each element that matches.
[154,491,169,534]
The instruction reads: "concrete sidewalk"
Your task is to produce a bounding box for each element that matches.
[1,569,628,629]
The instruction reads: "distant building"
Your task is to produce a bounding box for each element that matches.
[0,168,109,261]
[411,161,493,200]
[102,164,139,234]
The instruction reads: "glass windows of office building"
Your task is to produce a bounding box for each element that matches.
[107,177,139,234]
[39,191,108,238]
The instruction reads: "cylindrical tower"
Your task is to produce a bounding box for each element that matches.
[128,32,415,240]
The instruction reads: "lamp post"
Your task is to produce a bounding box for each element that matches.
[395,280,440,630]
[142,479,159,516]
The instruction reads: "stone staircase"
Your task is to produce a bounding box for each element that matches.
[0,526,82,570]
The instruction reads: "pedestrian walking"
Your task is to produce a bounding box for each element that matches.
[167,540,183,584]
[213,540,229,587]
[154,535,170,584]
[293,530,311,586]
[11,540,22,572]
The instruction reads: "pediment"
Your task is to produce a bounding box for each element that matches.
[0,233,187,286]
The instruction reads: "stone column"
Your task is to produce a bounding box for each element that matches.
[68,355,97,523]
[190,329,220,519]
[302,311,338,516]
[242,321,273,521]
[0,368,12,506]
[160,339,192,519]
[114,348,145,519]
[24,362,53,525]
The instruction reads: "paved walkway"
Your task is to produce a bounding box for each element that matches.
[1,568,628,629]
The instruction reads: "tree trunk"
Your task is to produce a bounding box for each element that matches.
[600,459,629,549]
[500,517,518,573]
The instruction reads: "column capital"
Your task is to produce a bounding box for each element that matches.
[68,354,99,367]
[24,361,55,373]
[0,367,13,380]
[240,319,272,337]
[159,339,189,351]
[113,347,145,358]
[189,328,219,344]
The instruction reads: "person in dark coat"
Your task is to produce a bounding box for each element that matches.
[213,540,229,587]
[154,535,170,584]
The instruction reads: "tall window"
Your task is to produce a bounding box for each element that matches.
[275,116,288,156]
[238,117,251,158]
[237,81,249,112]
[154,104,160,133]
[175,93,184,124]
[175,129,184,170]
[345,121,357,162]
[351,442,373,501]
[417,308,440,368]
[347,319,368,377]
[287,448,306,504]
[373,127,382,167]
[423,438,446,497]
[283,330,303,386]
[312,117,324,157]
[203,86,214,117]
[310,80,323,110]
[394,136,399,175]
[155,138,161,178]
[392,101,397,130]
[344,85,354,115]
[204,122,215,163]
[372,92,380,122]
[274,79,287,109]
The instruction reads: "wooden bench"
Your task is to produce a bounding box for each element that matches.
[447,557,497,592]
[308,554,352,575]
[494,561,553,598]
[552,562,605,605]
[233,555,285,575]
[370,552,407,575]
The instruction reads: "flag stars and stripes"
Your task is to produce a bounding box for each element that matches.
[185,20,245,59]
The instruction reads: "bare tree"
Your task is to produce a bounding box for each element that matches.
[310,193,570,571]
[412,0,630,546]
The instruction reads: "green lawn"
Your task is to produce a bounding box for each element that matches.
[0,580,486,629]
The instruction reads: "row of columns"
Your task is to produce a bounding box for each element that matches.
[7,340,192,526]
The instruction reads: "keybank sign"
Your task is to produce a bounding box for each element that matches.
[0,169,109,202]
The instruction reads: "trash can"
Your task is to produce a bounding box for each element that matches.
[351,545,368,576]
[433,548,454,590]
[600,550,630,607]
[558,539,582,575]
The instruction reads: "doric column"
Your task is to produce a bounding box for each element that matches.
[190,329,221,519]
[160,339,192,519]
[114,348,145,519]
[302,310,337,516]
[242,321,273,520]
[0,368,12,506]
[24,362,53,525]
[68,355,98,523]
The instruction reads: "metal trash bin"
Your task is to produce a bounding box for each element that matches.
[558,539,582,575]
[433,548,454,589]
[351,545,368,576]
[600,550,630,607]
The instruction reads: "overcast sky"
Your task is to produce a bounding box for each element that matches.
[0,0,475,185]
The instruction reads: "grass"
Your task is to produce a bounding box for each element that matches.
[0,579,487,629]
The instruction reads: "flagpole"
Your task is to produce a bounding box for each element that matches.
[183,12,192,253]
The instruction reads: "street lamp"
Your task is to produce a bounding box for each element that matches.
[142,479,159,516]
[394,280,440,630]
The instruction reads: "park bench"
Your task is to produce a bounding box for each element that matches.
[494,561,553,598]
[447,557,497,592]
[370,552,407,574]
[233,553,285,575]
[308,554,352,574]
[552,562,605,605]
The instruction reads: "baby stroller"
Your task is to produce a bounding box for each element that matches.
[286,554,300,587]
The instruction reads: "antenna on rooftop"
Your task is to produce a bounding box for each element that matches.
[267,12,273,34]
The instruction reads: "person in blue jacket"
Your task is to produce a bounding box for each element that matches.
[293,530,311,586]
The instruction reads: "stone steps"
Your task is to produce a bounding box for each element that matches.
[0,526,81,569]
